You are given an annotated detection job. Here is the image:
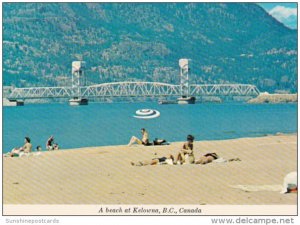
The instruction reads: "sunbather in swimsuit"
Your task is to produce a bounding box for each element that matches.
[131,155,174,166]
[195,152,219,164]
[174,135,195,164]
[128,128,150,146]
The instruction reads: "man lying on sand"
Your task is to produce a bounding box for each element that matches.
[131,154,174,166]
[131,152,241,166]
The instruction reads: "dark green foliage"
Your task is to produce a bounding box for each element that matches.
[3,3,297,93]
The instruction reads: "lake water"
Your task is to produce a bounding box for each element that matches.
[2,102,297,153]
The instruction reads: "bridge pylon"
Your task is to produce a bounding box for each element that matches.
[178,58,195,104]
[70,61,88,105]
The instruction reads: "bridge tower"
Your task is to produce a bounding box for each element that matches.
[69,61,88,105]
[178,58,195,104]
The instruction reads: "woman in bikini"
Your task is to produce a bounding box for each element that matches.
[195,152,219,164]
[174,134,195,165]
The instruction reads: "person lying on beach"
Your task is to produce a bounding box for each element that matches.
[5,137,32,157]
[128,128,151,146]
[195,152,241,164]
[195,152,219,164]
[131,154,174,166]
[174,134,195,165]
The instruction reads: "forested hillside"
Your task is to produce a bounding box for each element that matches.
[3,3,297,93]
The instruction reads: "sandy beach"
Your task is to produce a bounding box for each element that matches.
[3,134,297,208]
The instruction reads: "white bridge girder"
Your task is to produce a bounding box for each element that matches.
[190,84,260,96]
[85,82,181,97]
[7,82,260,100]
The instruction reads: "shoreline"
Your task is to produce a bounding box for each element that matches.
[55,132,297,154]
[3,134,297,207]
[4,131,297,154]
[3,96,298,105]
[62,131,296,152]
[248,93,297,104]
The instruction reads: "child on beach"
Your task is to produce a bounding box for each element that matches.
[128,128,150,146]
[53,143,59,150]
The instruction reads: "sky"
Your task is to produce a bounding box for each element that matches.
[258,3,297,29]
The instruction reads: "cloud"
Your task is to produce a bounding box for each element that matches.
[268,5,297,28]
[268,5,297,20]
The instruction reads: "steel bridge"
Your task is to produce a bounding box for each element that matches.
[6,82,260,100]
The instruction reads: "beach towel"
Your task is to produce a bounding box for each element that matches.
[213,157,241,163]
[230,184,282,192]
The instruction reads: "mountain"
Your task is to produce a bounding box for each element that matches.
[2,3,297,93]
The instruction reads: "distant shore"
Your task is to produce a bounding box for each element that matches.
[248,93,297,104]
[3,133,297,210]
[3,93,298,106]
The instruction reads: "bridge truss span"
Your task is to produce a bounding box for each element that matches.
[7,86,74,99]
[7,82,260,100]
[190,84,260,96]
[84,82,181,97]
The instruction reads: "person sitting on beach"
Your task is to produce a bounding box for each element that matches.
[195,152,219,164]
[53,143,59,150]
[174,135,195,165]
[46,135,55,150]
[281,171,297,194]
[5,137,32,157]
[131,154,174,166]
[33,145,43,156]
[128,128,150,146]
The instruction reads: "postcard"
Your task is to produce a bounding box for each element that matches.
[1,1,297,224]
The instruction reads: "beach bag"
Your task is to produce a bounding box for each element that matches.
[153,138,168,145]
